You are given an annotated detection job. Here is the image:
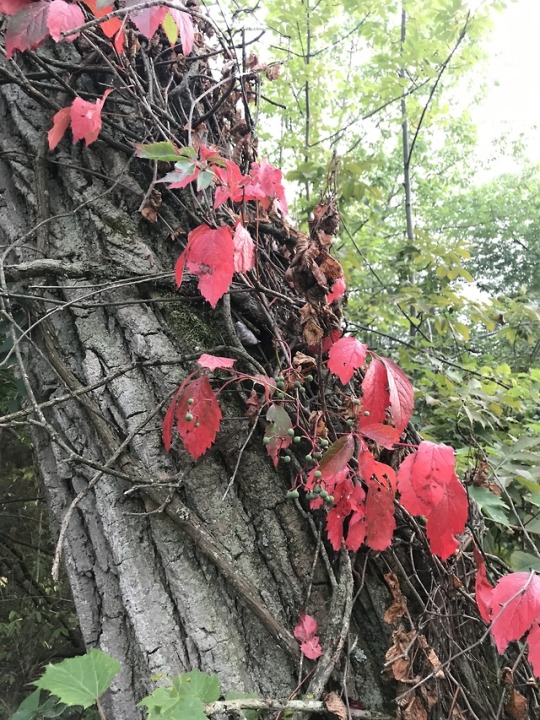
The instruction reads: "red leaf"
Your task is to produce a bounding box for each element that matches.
[328,337,368,385]
[489,573,540,653]
[232,223,256,273]
[0,0,32,15]
[380,356,414,434]
[48,106,71,150]
[70,89,112,147]
[213,160,250,208]
[247,158,288,215]
[264,404,292,468]
[82,0,123,40]
[5,1,49,57]
[473,546,494,623]
[346,510,367,552]
[294,613,322,660]
[126,0,166,37]
[294,612,318,643]
[180,224,235,308]
[527,623,540,677]
[397,441,451,516]
[397,442,468,560]
[318,434,355,479]
[326,477,366,552]
[175,376,222,460]
[197,354,236,370]
[360,449,396,551]
[160,163,200,190]
[326,277,346,304]
[47,0,84,42]
[166,6,194,55]
[358,423,400,449]
[360,358,389,427]
[424,473,468,560]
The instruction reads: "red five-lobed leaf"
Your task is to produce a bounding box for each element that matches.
[47,0,84,41]
[232,223,256,273]
[328,337,368,385]
[473,546,494,624]
[197,354,236,370]
[489,572,540,653]
[294,613,322,660]
[527,623,540,677]
[165,375,222,460]
[48,90,112,150]
[175,224,235,308]
[359,448,396,551]
[397,441,468,560]
[379,356,414,434]
[360,358,389,427]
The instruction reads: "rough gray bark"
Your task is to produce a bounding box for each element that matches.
[0,66,390,718]
[2,22,539,720]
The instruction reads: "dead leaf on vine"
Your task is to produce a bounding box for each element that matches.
[245,389,261,422]
[505,690,528,720]
[418,635,444,679]
[384,572,407,626]
[324,692,346,720]
[308,411,327,438]
[140,188,162,223]
[292,351,317,374]
[318,251,343,283]
[300,304,324,345]
[419,684,438,711]
[398,695,427,720]
[385,629,417,683]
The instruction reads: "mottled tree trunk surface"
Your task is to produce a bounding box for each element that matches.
[0,74,391,718]
[1,29,537,720]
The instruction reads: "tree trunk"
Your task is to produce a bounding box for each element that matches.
[0,21,538,720]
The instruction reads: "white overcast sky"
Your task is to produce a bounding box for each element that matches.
[473,0,540,176]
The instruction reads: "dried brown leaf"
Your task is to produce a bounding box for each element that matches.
[505,690,528,720]
[324,691,347,720]
[384,572,408,626]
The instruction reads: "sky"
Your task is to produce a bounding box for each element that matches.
[473,0,540,176]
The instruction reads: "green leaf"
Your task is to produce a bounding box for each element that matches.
[140,691,207,720]
[225,691,260,720]
[33,649,121,709]
[162,11,178,45]
[196,169,215,191]
[136,141,182,161]
[468,487,511,527]
[8,689,42,720]
[509,550,540,573]
[173,669,220,702]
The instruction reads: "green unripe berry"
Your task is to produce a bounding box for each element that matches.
[287,428,295,436]
[320,439,329,447]
[346,418,354,426]
[194,421,200,428]
[299,387,306,394]
[276,376,284,385]
[353,398,360,406]
[185,412,194,421]
[314,470,322,479]
[282,455,291,464]
[294,380,301,388]
[320,489,328,499]
[263,436,271,445]
[277,391,285,399]
[287,489,299,499]
[293,436,302,444]
[313,484,322,494]
[305,454,313,462]
[306,492,317,500]
[187,397,194,406]
[313,451,323,460]
[326,495,334,504]
[306,374,314,382]
[363,411,370,416]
